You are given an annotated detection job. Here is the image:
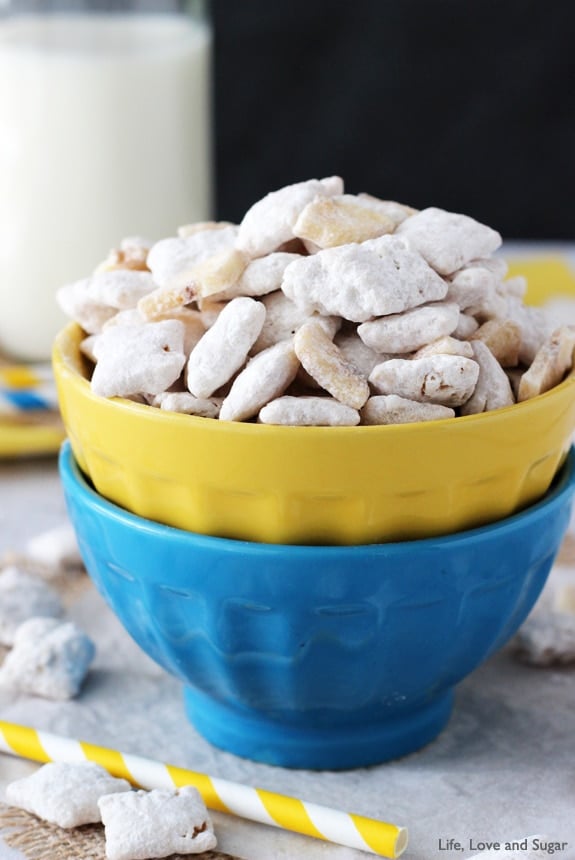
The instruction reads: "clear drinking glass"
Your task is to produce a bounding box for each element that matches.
[0,0,212,361]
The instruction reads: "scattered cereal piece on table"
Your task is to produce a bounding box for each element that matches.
[6,762,131,828]
[0,567,63,646]
[514,610,575,666]
[25,523,83,574]
[98,786,217,860]
[0,617,95,699]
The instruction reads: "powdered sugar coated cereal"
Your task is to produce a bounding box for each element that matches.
[98,786,217,860]
[0,616,95,699]
[0,567,63,646]
[6,762,131,828]
[187,296,266,398]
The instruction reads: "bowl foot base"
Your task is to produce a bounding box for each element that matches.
[183,687,454,770]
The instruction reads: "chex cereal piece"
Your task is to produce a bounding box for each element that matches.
[96,236,152,273]
[91,320,185,398]
[146,225,238,289]
[361,394,455,425]
[413,335,474,359]
[0,567,63,645]
[500,273,527,299]
[71,271,156,311]
[220,339,300,421]
[153,392,221,418]
[293,194,395,248]
[98,786,217,860]
[137,282,196,320]
[396,207,502,275]
[333,329,389,377]
[57,280,116,333]
[447,260,506,317]
[187,297,266,398]
[282,235,447,322]
[294,319,370,409]
[236,176,343,258]
[151,307,206,355]
[369,354,479,406]
[25,523,83,573]
[453,312,479,338]
[187,247,248,298]
[259,395,360,426]
[197,298,227,328]
[0,617,95,699]
[469,318,521,367]
[102,308,145,330]
[518,326,575,401]
[252,290,340,353]
[358,301,460,353]
[357,193,417,225]
[503,297,551,365]
[6,762,131,828]
[460,340,515,415]
[177,220,235,238]
[214,251,300,300]
[80,334,99,363]
[514,610,575,666]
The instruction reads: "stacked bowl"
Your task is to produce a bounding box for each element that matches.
[54,322,575,769]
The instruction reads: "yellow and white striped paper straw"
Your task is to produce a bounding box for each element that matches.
[0,721,407,858]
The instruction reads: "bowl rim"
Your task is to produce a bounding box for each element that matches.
[53,321,575,437]
[59,440,575,555]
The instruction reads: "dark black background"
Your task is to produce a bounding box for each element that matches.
[211,0,575,238]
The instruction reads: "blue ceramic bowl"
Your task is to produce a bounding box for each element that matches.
[59,441,575,770]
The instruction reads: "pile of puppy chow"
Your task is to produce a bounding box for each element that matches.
[58,177,575,426]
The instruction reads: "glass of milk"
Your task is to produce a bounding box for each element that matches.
[0,0,212,361]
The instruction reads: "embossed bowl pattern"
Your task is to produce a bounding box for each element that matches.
[59,441,575,769]
[53,322,575,545]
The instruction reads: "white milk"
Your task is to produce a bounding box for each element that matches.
[0,13,212,360]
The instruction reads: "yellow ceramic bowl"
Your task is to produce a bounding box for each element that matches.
[53,322,575,545]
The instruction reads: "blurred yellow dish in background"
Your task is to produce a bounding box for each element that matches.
[506,256,575,306]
